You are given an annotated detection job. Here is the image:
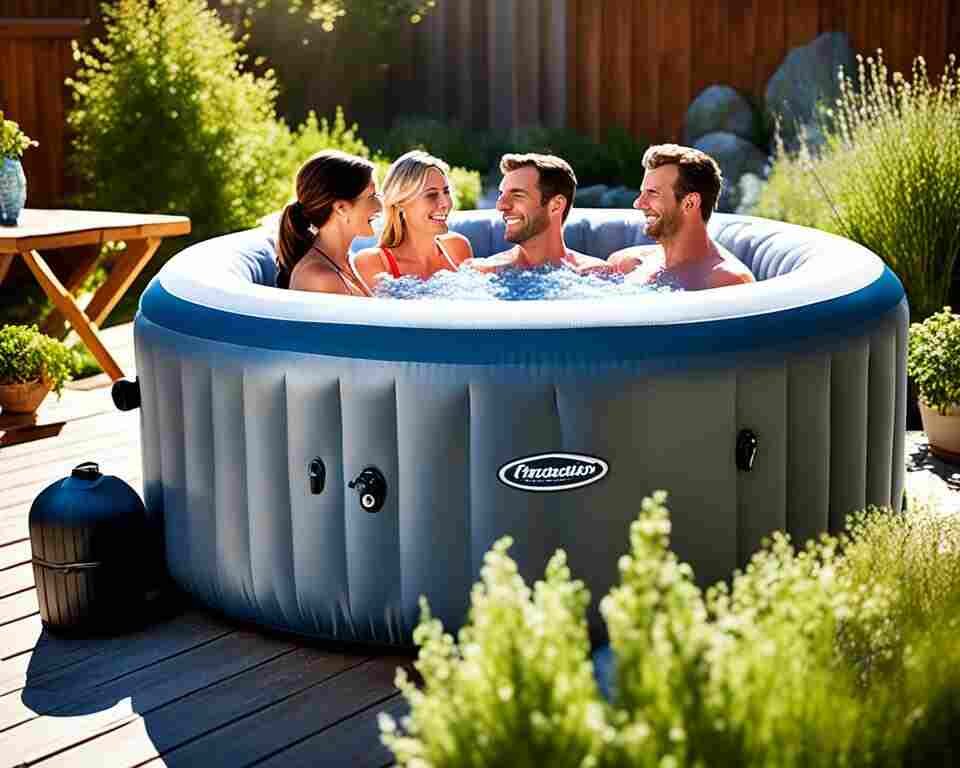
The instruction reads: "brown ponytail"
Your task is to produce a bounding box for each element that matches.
[276,150,375,289]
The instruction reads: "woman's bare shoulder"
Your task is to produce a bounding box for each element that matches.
[289,260,346,294]
[438,232,473,264]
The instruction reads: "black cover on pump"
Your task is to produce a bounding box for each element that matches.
[28,462,156,632]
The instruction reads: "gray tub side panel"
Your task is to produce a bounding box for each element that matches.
[134,325,164,535]
[284,373,351,638]
[137,307,906,644]
[395,372,471,634]
[830,341,870,530]
[736,364,787,566]
[340,370,403,643]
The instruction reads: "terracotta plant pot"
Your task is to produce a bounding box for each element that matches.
[0,379,51,414]
[919,401,960,464]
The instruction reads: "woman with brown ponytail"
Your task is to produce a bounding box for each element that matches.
[276,150,381,295]
[352,150,472,294]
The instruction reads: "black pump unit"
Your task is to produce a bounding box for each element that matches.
[28,462,157,632]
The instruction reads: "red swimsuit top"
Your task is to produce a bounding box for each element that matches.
[380,242,458,279]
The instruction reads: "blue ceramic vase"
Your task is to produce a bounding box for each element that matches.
[0,157,26,226]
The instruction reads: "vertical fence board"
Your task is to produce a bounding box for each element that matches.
[656,0,692,140]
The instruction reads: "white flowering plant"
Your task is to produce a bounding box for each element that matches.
[0,111,38,161]
[382,492,960,767]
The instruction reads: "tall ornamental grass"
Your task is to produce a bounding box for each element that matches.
[754,52,960,320]
[382,492,960,767]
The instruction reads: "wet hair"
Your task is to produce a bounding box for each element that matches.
[642,144,723,222]
[276,150,374,289]
[379,150,452,248]
[499,153,577,221]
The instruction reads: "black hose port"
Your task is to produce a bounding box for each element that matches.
[309,458,326,494]
[736,429,759,472]
[348,467,387,513]
[111,377,141,411]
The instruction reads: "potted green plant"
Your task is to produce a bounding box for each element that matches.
[0,324,74,414]
[907,306,960,461]
[0,111,38,226]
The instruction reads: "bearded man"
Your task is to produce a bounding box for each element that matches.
[607,144,755,290]
[465,153,606,274]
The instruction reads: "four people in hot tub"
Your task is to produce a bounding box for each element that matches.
[276,143,755,295]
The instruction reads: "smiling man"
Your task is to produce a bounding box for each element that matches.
[608,144,755,290]
[465,153,606,274]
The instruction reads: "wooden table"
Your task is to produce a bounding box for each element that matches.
[0,209,191,381]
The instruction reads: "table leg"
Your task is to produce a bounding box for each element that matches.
[18,249,125,381]
[42,244,105,339]
[84,237,161,326]
[0,254,13,286]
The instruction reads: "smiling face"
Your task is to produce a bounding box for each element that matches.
[634,164,684,240]
[497,166,553,243]
[344,180,382,238]
[402,168,453,237]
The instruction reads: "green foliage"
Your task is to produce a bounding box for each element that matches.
[379,117,649,190]
[446,165,482,210]
[288,107,371,162]
[0,111,37,160]
[219,0,435,33]
[381,538,603,767]
[908,306,960,413]
[0,325,74,395]
[67,0,294,243]
[378,116,491,174]
[384,492,960,767]
[755,52,960,321]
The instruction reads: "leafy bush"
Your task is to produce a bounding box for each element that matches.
[908,306,960,413]
[0,324,74,395]
[0,110,37,160]
[755,52,960,320]
[67,0,294,243]
[377,116,491,173]
[383,491,960,767]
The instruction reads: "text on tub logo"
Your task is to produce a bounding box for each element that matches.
[497,453,609,492]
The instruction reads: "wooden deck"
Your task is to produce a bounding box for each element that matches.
[0,323,409,768]
[3,322,959,768]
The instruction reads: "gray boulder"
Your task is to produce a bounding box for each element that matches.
[576,184,607,208]
[765,31,856,151]
[684,85,756,144]
[692,132,768,213]
[734,172,766,215]
[600,186,639,209]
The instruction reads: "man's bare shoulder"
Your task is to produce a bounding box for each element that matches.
[707,243,756,288]
[607,244,662,273]
[463,248,519,273]
[567,249,609,272]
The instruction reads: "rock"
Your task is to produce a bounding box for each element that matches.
[765,31,856,151]
[692,132,769,212]
[576,184,607,208]
[684,84,756,144]
[600,185,639,209]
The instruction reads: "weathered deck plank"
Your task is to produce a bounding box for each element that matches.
[0,322,408,767]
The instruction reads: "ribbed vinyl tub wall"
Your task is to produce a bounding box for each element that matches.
[136,303,906,645]
[135,210,908,646]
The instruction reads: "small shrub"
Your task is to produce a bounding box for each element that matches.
[378,115,490,172]
[907,306,960,413]
[0,324,74,395]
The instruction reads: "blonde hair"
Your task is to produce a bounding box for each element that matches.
[379,150,453,248]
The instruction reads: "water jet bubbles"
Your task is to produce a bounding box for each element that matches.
[374,263,677,301]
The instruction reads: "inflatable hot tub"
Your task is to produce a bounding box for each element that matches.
[135,209,907,645]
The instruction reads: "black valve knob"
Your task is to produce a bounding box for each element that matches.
[112,377,141,411]
[309,458,325,494]
[736,429,759,472]
[348,467,387,513]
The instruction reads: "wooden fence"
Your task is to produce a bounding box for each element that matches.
[567,0,960,143]
[0,17,89,209]
[4,0,960,208]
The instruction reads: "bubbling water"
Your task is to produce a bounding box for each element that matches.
[374,264,678,301]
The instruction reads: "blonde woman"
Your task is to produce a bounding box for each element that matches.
[352,150,472,293]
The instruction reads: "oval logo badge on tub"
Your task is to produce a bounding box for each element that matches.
[497,453,609,493]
